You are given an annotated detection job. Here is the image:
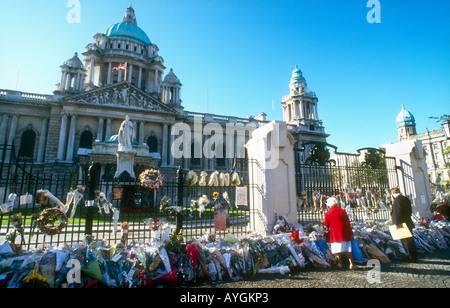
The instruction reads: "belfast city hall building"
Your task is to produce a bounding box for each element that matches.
[0,6,328,180]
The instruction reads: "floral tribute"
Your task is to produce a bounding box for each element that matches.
[35,208,68,236]
[139,169,164,191]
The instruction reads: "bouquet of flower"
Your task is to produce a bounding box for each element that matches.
[144,218,161,231]
[139,169,164,191]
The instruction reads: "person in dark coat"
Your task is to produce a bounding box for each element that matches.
[390,187,418,263]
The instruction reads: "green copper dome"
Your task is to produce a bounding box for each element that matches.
[291,65,306,83]
[105,22,151,45]
[396,105,416,128]
[104,6,151,46]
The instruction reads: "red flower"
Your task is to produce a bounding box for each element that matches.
[290,229,301,244]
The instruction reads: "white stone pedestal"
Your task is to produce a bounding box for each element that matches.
[245,121,299,236]
[381,139,433,219]
[115,150,136,179]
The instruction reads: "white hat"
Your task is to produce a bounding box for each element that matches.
[326,197,338,208]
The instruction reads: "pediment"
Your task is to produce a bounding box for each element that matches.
[60,82,178,114]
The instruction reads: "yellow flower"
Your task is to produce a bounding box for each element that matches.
[213,192,219,198]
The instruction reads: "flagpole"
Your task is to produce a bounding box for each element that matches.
[15,60,22,90]
[272,99,275,121]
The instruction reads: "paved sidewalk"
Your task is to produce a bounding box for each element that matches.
[189,248,450,288]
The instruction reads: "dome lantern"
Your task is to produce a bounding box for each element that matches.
[104,6,151,46]
[290,65,306,84]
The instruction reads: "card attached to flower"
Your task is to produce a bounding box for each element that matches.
[236,186,247,206]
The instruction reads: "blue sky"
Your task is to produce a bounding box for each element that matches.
[0,0,449,152]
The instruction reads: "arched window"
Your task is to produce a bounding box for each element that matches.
[79,131,94,149]
[18,130,36,158]
[146,136,158,153]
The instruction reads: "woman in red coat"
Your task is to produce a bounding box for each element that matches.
[323,197,355,269]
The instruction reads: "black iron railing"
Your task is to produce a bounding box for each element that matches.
[0,144,252,249]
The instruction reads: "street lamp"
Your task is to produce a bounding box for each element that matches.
[442,119,450,139]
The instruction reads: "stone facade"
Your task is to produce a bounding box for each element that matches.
[0,6,328,179]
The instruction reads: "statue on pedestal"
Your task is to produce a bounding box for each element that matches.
[118,115,135,151]
[115,115,136,180]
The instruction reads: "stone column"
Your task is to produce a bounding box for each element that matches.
[161,123,168,166]
[105,118,112,140]
[65,114,77,162]
[154,69,158,92]
[98,63,103,86]
[314,102,319,120]
[0,114,8,161]
[57,113,68,160]
[4,115,19,162]
[65,74,71,90]
[75,73,80,91]
[97,117,104,142]
[139,121,145,145]
[60,72,67,91]
[107,62,112,84]
[80,72,85,90]
[244,121,298,236]
[128,64,133,83]
[89,59,94,84]
[6,115,19,145]
[37,117,49,163]
[0,114,9,145]
[138,66,142,89]
[133,121,137,142]
[169,124,175,166]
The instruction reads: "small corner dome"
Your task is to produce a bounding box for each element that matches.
[396,104,416,128]
[291,65,306,83]
[66,52,83,68]
[163,68,181,84]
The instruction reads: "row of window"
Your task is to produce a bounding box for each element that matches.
[17,130,159,159]
[16,130,226,167]
[108,42,149,56]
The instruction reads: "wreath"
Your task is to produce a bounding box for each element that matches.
[139,169,164,191]
[35,208,68,236]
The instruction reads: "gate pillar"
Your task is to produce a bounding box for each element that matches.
[245,121,299,236]
[382,139,433,219]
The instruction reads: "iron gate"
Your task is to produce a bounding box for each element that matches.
[294,142,399,226]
